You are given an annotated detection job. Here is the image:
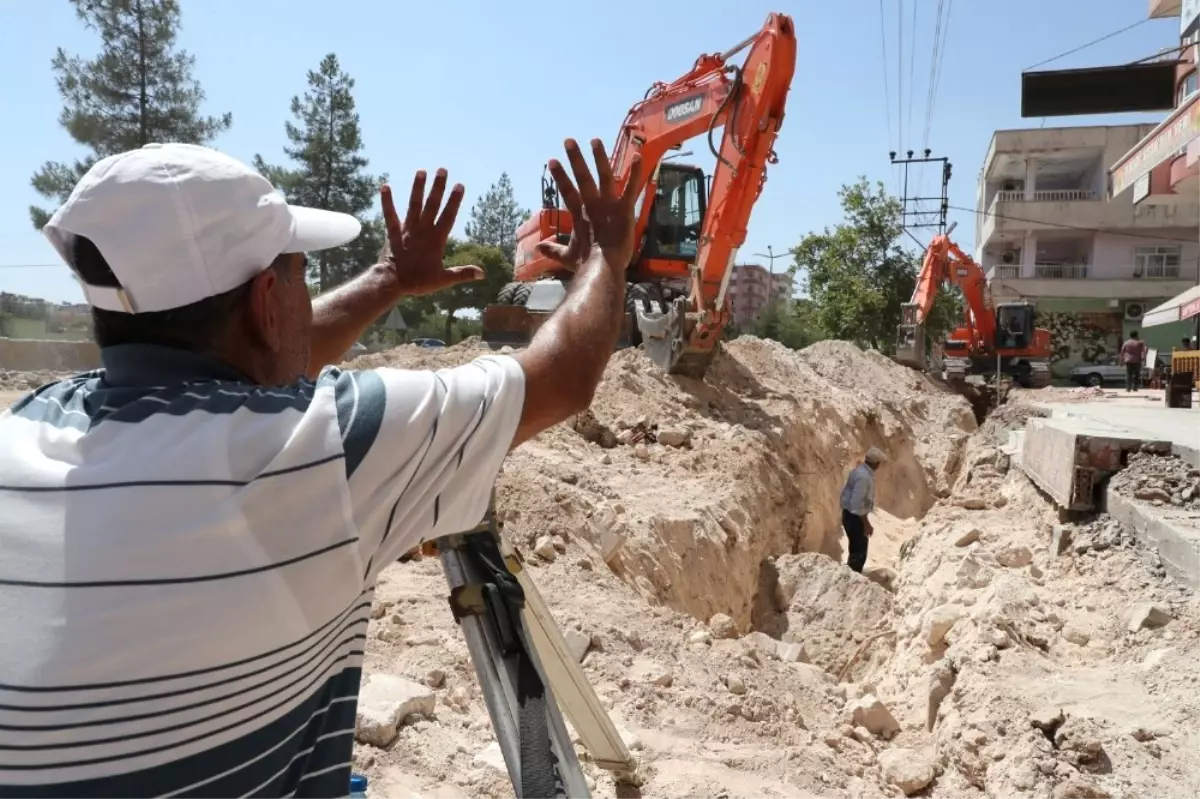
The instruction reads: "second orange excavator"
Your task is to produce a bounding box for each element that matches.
[895,231,1053,388]
[481,12,797,378]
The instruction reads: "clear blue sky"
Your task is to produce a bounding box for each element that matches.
[0,0,1179,303]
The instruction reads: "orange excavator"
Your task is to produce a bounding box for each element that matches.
[896,231,1053,388]
[481,12,796,377]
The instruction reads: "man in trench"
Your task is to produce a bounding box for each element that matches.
[840,446,888,573]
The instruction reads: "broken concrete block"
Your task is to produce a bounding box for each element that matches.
[563,629,591,662]
[879,747,935,795]
[844,694,900,738]
[355,674,436,747]
[778,641,809,663]
[1051,524,1073,556]
[1125,602,1173,632]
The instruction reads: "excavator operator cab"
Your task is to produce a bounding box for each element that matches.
[995,301,1037,350]
[643,162,707,261]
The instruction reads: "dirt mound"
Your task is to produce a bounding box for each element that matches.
[1109,452,1200,510]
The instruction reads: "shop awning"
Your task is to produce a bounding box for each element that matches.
[1143,284,1200,327]
[1109,90,1200,197]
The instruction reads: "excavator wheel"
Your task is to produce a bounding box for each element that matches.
[495,282,519,305]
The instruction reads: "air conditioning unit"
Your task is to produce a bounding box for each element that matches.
[1001,250,1020,265]
[1124,301,1146,321]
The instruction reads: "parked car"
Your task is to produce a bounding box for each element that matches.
[411,338,447,350]
[1069,357,1127,387]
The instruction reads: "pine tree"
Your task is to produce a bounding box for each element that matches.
[254,53,384,292]
[465,173,528,264]
[30,0,232,229]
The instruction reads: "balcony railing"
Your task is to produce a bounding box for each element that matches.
[994,188,1098,203]
[1140,264,1181,279]
[1034,263,1090,279]
[990,264,1020,279]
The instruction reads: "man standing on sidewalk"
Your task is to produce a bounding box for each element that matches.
[840,447,888,573]
[1120,329,1148,392]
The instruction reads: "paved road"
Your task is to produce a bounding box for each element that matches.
[1031,392,1200,462]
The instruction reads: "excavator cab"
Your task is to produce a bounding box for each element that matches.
[640,163,707,265]
[994,302,1037,350]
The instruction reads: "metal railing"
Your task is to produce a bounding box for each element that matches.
[1141,264,1182,279]
[990,265,1021,279]
[1033,263,1090,279]
[993,188,1099,204]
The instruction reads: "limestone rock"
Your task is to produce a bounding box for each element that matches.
[1051,524,1073,555]
[533,536,557,561]
[1125,602,1172,632]
[656,426,691,447]
[844,694,900,738]
[564,629,591,662]
[923,604,964,647]
[878,747,935,795]
[708,613,737,639]
[688,629,713,645]
[630,658,673,687]
[996,544,1033,568]
[778,641,809,663]
[743,631,780,661]
[954,527,982,547]
[473,741,507,773]
[724,674,747,695]
[355,674,436,747]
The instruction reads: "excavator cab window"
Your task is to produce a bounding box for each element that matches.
[644,163,707,262]
[996,303,1035,349]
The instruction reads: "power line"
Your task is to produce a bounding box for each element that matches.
[0,263,62,269]
[878,0,898,190]
[905,0,920,153]
[948,204,1200,243]
[897,0,905,153]
[1024,17,1150,72]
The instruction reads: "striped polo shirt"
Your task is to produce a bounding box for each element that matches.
[0,343,524,797]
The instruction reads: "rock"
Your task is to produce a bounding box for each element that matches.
[473,741,507,773]
[926,663,956,731]
[1051,776,1112,799]
[630,658,673,687]
[708,613,737,639]
[1142,647,1172,669]
[656,426,691,447]
[632,443,650,460]
[355,674,436,747]
[996,544,1033,568]
[863,566,898,592]
[564,629,591,662]
[845,694,900,738]
[724,674,747,695]
[1061,625,1090,646]
[878,748,935,795]
[923,604,964,647]
[1125,602,1173,632]
[742,631,780,661]
[688,629,713,645]
[1134,486,1171,504]
[424,668,446,688]
[533,536,557,561]
[954,527,982,547]
[1051,524,1073,556]
[778,641,809,663]
[599,529,626,563]
[552,535,567,553]
[957,496,988,510]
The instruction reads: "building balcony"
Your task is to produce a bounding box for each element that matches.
[994,189,1099,203]
[980,194,1200,246]
[986,262,1197,301]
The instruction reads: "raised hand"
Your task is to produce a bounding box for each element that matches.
[537,139,643,272]
[377,169,484,295]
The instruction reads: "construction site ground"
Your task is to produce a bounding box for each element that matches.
[4,343,1199,798]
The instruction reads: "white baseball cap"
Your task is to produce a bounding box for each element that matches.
[42,142,363,313]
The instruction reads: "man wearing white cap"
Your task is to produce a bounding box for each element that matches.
[840,446,888,573]
[0,138,642,796]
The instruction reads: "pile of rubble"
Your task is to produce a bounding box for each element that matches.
[342,340,1199,799]
[0,369,68,392]
[1109,451,1200,510]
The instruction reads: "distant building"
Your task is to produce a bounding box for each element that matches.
[975,123,1199,377]
[726,264,793,330]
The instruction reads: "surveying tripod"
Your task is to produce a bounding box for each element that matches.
[431,491,635,798]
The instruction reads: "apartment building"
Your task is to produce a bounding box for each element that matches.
[975,124,1200,376]
[726,263,793,330]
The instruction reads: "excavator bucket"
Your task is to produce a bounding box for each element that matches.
[894,303,925,370]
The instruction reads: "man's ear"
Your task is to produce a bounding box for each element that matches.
[246,266,283,353]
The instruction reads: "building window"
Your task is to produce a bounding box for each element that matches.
[1180,71,1198,105]
[1134,245,1182,278]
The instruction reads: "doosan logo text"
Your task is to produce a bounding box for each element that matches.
[665,96,703,123]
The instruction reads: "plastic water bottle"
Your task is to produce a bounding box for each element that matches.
[349,773,368,798]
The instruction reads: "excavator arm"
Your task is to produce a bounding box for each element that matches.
[511,12,797,377]
[904,234,996,345]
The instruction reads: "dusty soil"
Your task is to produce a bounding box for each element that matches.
[0,369,68,393]
[345,337,1200,799]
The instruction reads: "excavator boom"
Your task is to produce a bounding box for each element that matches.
[492,12,797,378]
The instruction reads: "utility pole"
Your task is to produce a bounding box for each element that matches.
[889,149,953,235]
[752,245,788,301]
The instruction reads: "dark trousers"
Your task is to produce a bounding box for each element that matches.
[1125,363,1141,392]
[842,509,868,573]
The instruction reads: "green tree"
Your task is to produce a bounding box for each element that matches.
[792,178,920,354]
[465,173,528,263]
[432,240,511,342]
[29,0,232,229]
[752,297,825,350]
[254,53,384,292]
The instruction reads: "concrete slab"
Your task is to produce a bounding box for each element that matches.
[1030,398,1200,469]
[1020,417,1159,511]
[1106,490,1200,589]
